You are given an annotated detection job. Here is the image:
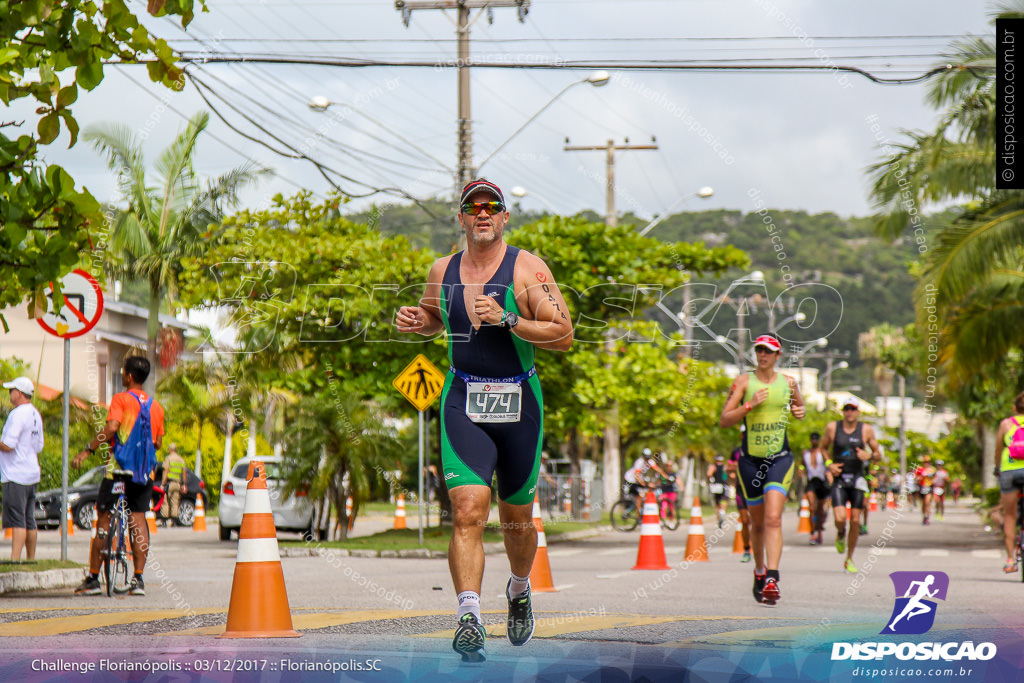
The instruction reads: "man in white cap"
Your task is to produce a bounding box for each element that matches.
[0,377,44,560]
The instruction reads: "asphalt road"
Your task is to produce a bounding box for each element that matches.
[1,500,1021,682]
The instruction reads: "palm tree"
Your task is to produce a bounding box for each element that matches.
[158,358,232,484]
[280,392,406,540]
[84,111,270,388]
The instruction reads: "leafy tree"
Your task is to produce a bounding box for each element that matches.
[0,0,203,325]
[84,111,268,386]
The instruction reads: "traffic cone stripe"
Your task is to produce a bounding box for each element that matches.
[684,501,710,563]
[193,495,208,532]
[236,539,284,563]
[537,531,547,547]
[687,524,705,535]
[640,523,662,536]
[239,513,278,539]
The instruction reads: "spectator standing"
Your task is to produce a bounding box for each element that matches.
[0,377,44,560]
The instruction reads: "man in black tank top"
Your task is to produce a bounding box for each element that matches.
[396,179,573,661]
[819,398,881,574]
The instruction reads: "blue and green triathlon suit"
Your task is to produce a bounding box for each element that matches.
[439,245,543,506]
[830,421,868,509]
[738,373,795,506]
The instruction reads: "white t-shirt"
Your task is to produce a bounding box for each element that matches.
[803,449,827,480]
[624,457,651,484]
[0,403,44,485]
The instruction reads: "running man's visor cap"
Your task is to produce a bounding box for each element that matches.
[842,397,861,410]
[752,335,782,352]
[460,179,504,205]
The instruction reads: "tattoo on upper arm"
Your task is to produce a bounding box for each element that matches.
[537,272,547,282]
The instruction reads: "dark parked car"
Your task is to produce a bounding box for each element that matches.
[34,464,207,530]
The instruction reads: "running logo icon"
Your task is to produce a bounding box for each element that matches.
[881,571,949,635]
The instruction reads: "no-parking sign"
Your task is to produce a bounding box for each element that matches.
[37,269,104,338]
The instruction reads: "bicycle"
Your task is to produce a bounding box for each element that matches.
[101,470,135,596]
[610,487,680,532]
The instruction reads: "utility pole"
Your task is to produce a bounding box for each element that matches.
[565,137,657,511]
[564,138,658,226]
[396,1,530,194]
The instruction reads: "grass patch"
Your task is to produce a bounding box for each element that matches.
[280,518,607,553]
[0,559,83,574]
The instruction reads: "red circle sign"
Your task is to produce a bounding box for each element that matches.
[36,269,105,338]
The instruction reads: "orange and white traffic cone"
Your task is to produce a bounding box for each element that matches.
[684,502,709,563]
[582,480,591,521]
[345,496,354,531]
[797,498,813,534]
[91,506,98,539]
[634,491,671,570]
[886,491,896,509]
[219,460,300,638]
[66,503,75,536]
[146,500,158,534]
[530,494,557,592]
[393,494,407,530]
[732,519,745,554]
[193,495,208,532]
[3,527,10,539]
[869,492,879,512]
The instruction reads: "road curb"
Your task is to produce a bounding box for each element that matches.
[0,567,86,594]
[278,525,611,559]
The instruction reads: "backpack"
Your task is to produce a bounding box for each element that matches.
[114,392,158,484]
[1009,417,1024,461]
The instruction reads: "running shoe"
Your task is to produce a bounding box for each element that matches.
[505,579,535,647]
[844,558,858,573]
[752,572,766,603]
[760,577,780,605]
[859,524,868,535]
[1004,559,1018,574]
[741,551,752,563]
[835,535,845,555]
[452,613,486,661]
[128,576,145,596]
[923,516,930,526]
[74,576,102,596]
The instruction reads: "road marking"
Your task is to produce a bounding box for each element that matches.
[595,573,626,579]
[970,550,1002,559]
[598,548,631,556]
[547,549,586,557]
[0,609,223,637]
[919,549,950,557]
[164,609,447,636]
[869,547,898,556]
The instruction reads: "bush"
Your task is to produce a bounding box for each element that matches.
[984,487,1002,508]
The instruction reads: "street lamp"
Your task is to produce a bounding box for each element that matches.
[476,71,611,171]
[820,360,849,410]
[638,186,714,237]
[510,186,559,214]
[796,337,828,389]
[307,95,453,171]
[770,310,806,337]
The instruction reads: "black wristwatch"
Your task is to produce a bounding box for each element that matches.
[502,311,519,329]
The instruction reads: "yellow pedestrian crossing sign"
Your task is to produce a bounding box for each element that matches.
[393,354,446,412]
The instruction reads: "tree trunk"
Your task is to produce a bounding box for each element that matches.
[194,418,203,481]
[981,423,998,492]
[603,406,621,513]
[146,280,161,395]
[221,408,234,488]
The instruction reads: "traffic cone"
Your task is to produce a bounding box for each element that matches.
[146,500,158,534]
[193,495,208,532]
[219,460,300,638]
[732,520,745,554]
[869,492,879,512]
[886,491,896,509]
[91,506,98,539]
[634,491,671,570]
[582,480,591,521]
[393,494,407,530]
[66,503,75,536]
[345,496,354,531]
[3,527,10,539]
[684,502,709,563]
[797,498,813,534]
[529,494,557,592]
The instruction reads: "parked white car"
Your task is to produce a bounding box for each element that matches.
[218,455,327,541]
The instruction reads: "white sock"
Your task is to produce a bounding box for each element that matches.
[457,591,481,621]
[508,572,530,599]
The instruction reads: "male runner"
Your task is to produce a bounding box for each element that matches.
[820,398,881,573]
[720,334,805,605]
[707,454,729,528]
[396,178,573,661]
[802,432,828,545]
[915,455,937,525]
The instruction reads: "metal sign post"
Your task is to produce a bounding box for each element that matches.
[37,269,104,561]
[392,354,445,546]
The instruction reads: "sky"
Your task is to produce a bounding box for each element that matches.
[23,0,993,222]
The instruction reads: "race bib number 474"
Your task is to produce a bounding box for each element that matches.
[466,382,522,423]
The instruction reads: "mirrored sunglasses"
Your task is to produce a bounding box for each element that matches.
[461,201,505,216]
